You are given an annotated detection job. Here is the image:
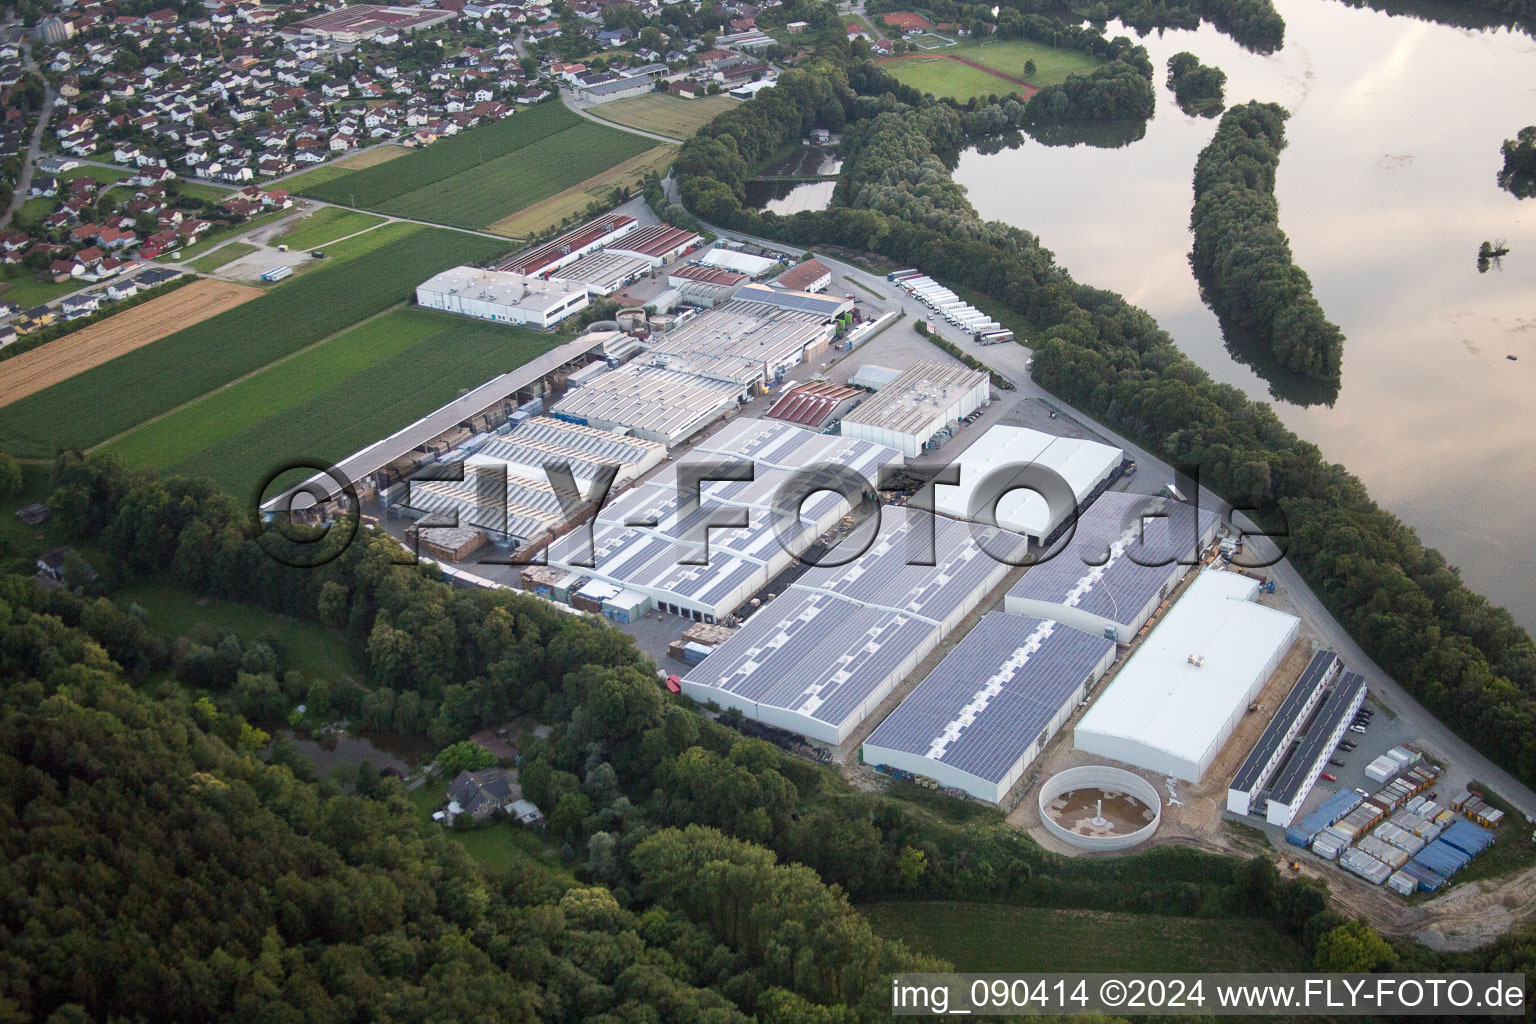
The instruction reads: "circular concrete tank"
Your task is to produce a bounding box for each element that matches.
[1039,765,1162,851]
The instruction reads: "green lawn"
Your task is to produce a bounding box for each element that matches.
[175,182,233,202]
[113,580,363,682]
[297,102,655,230]
[273,207,387,250]
[862,901,1308,972]
[0,228,511,459]
[11,196,53,230]
[882,57,1025,101]
[188,242,258,273]
[409,775,568,877]
[107,307,562,497]
[0,462,60,570]
[0,272,87,309]
[882,37,1105,100]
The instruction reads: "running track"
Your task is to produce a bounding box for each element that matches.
[876,54,1040,98]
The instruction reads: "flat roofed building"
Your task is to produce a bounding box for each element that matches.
[283,4,454,41]
[643,294,839,388]
[735,282,852,318]
[699,247,780,277]
[497,215,638,276]
[1263,672,1368,827]
[417,266,589,328]
[934,425,1123,541]
[1003,491,1221,642]
[1226,651,1341,817]
[840,361,989,457]
[553,250,651,296]
[551,363,743,445]
[1074,568,1300,782]
[681,505,1028,743]
[863,612,1117,803]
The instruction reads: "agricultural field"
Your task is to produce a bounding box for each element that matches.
[0,228,509,458]
[862,902,1307,972]
[106,307,562,497]
[588,93,739,139]
[485,144,676,238]
[189,242,258,273]
[295,102,655,229]
[273,207,387,249]
[0,280,264,407]
[280,144,411,194]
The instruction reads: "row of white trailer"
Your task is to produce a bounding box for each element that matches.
[886,270,1015,345]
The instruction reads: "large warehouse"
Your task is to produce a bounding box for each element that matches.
[551,363,745,445]
[934,425,1123,541]
[416,267,589,328]
[840,362,989,457]
[497,215,638,276]
[680,505,1027,743]
[543,419,901,623]
[1073,568,1300,782]
[862,612,1117,803]
[643,290,844,389]
[1004,491,1221,642]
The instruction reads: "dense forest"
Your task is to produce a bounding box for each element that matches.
[1092,0,1284,52]
[1328,0,1535,33]
[1189,102,1345,389]
[13,450,1501,1018]
[1499,125,1536,198]
[1166,51,1226,116]
[670,55,1536,793]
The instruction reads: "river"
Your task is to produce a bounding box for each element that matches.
[954,1,1536,634]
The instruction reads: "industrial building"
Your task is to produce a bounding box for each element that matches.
[609,224,701,266]
[1003,490,1221,642]
[542,419,902,624]
[840,361,990,457]
[765,381,863,429]
[1260,671,1368,826]
[862,612,1117,803]
[680,505,1028,743]
[282,4,454,41]
[1073,568,1301,782]
[641,290,847,389]
[416,267,589,328]
[773,258,832,293]
[668,264,748,306]
[698,248,781,277]
[497,216,638,276]
[552,250,652,296]
[1227,651,1342,817]
[551,363,744,445]
[933,425,1123,541]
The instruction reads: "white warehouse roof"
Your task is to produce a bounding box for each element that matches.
[1074,568,1300,782]
[935,425,1123,541]
[698,248,781,277]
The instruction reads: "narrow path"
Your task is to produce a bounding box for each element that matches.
[85,303,406,454]
[1,56,55,229]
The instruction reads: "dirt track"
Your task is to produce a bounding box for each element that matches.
[0,279,263,407]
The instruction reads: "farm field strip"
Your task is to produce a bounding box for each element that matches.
[151,309,562,496]
[299,103,584,209]
[485,144,676,238]
[586,94,740,138]
[378,121,657,228]
[0,281,265,408]
[274,208,387,249]
[0,229,509,457]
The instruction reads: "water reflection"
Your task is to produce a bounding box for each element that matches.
[954,0,1536,631]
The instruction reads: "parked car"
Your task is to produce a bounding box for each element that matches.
[1356,788,1371,798]
[1321,773,1338,782]
[1329,758,1346,767]
[1349,725,1367,734]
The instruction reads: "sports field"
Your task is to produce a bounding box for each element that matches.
[295,102,655,230]
[0,228,509,458]
[0,280,263,407]
[880,37,1104,100]
[588,93,739,139]
[106,307,560,496]
[485,144,676,238]
[273,207,387,249]
[862,902,1307,972]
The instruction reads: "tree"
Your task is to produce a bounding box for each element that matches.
[0,453,21,498]
[897,845,927,889]
[1023,58,1036,78]
[435,739,496,776]
[1314,920,1398,972]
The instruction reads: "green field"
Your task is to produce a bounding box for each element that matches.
[274,207,387,250]
[862,902,1307,972]
[297,102,655,229]
[106,307,560,497]
[0,271,88,309]
[113,581,363,682]
[189,242,258,273]
[0,228,510,459]
[881,37,1105,100]
[588,93,740,139]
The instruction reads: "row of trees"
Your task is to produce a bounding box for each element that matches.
[670,62,1536,791]
[1189,101,1346,390]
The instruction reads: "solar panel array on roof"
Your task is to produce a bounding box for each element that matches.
[1005,490,1221,642]
[1230,651,1341,798]
[681,505,1028,743]
[1268,672,1368,806]
[736,282,851,317]
[862,612,1116,802]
